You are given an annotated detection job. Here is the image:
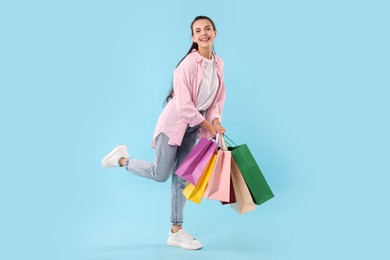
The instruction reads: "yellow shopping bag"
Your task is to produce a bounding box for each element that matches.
[183,153,217,204]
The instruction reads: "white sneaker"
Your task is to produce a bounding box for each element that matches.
[167,229,202,250]
[101,145,129,168]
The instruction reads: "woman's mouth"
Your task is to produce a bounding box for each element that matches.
[200,37,210,43]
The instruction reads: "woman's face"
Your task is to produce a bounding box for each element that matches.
[192,19,217,49]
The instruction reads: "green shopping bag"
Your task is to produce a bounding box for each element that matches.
[225,135,274,205]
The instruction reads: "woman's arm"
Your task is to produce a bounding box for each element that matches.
[173,57,205,127]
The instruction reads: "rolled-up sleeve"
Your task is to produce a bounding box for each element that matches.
[173,58,205,126]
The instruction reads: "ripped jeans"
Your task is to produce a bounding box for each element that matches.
[125,125,200,225]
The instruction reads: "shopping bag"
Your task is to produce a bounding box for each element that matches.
[175,137,217,185]
[220,136,236,205]
[203,137,232,202]
[230,158,257,214]
[221,176,236,205]
[225,136,274,205]
[182,153,217,204]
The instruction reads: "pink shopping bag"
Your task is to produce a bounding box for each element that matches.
[182,153,217,204]
[221,176,236,205]
[203,136,232,202]
[175,137,217,185]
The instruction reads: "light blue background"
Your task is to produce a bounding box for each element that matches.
[1,0,389,259]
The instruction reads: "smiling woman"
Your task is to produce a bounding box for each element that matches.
[192,20,217,58]
[164,16,218,105]
[101,15,227,250]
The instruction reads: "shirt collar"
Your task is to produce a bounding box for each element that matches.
[191,49,221,66]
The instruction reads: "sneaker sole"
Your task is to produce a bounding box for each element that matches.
[167,239,202,250]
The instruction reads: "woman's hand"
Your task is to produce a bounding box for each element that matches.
[201,119,226,138]
[201,120,217,138]
[212,118,226,136]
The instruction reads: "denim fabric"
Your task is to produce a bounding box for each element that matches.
[125,125,200,225]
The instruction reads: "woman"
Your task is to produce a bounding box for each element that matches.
[101,16,226,250]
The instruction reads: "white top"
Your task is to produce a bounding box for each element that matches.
[196,55,219,111]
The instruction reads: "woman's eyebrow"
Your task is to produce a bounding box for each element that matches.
[194,25,211,30]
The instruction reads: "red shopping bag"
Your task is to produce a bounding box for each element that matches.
[175,137,217,185]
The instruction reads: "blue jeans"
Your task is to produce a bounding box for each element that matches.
[125,125,200,225]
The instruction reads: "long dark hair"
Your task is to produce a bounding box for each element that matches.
[164,16,217,105]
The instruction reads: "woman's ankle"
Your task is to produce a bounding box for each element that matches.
[171,225,182,233]
[118,157,126,167]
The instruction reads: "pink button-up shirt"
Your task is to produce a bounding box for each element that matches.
[152,50,226,147]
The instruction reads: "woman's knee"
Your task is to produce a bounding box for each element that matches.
[153,167,171,182]
[155,173,170,182]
